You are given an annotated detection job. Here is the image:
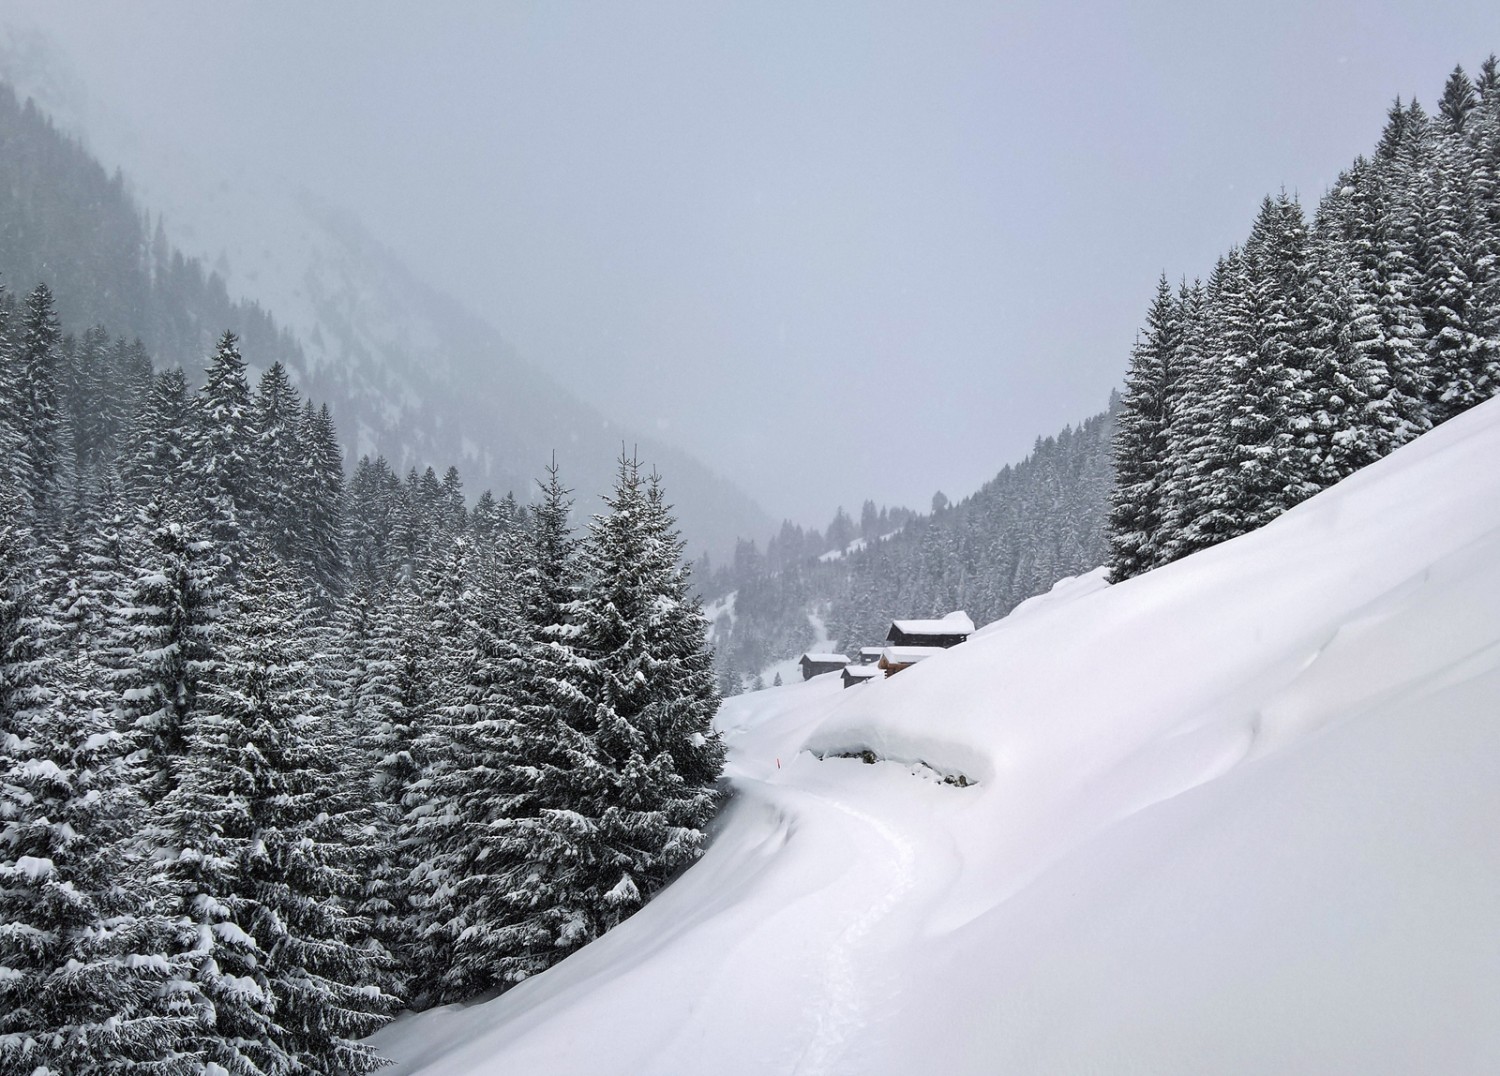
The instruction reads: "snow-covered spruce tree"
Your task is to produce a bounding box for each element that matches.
[564,454,725,940]
[640,470,726,792]
[1107,276,1180,581]
[13,284,66,525]
[1157,279,1218,563]
[150,556,390,1074]
[1224,193,1321,532]
[1362,100,1438,439]
[63,325,113,492]
[351,574,440,1002]
[252,360,305,565]
[121,369,198,508]
[191,332,259,570]
[345,456,403,598]
[397,536,477,1007]
[1303,167,1409,485]
[110,503,221,807]
[51,473,139,708]
[1419,74,1493,422]
[299,402,347,608]
[0,515,185,1073]
[459,461,600,986]
[0,288,24,497]
[429,520,538,1001]
[1466,60,1500,400]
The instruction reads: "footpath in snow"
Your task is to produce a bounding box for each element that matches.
[373,396,1500,1075]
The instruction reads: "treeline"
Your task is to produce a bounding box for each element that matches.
[705,405,1115,689]
[1109,60,1500,579]
[827,405,1115,652]
[703,500,919,682]
[0,283,724,1073]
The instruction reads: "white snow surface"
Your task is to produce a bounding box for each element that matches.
[372,397,1500,1074]
[888,609,975,636]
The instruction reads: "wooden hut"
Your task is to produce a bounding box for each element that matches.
[877,645,944,677]
[799,652,851,680]
[885,610,975,649]
[857,646,885,665]
[842,665,882,688]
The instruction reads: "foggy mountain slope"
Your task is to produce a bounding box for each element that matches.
[0,30,770,558]
[705,399,1116,689]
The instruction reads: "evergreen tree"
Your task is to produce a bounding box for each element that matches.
[396,537,474,1006]
[253,361,304,563]
[192,332,259,565]
[567,455,725,941]
[14,284,66,522]
[300,402,347,606]
[1439,64,1478,134]
[1108,276,1180,580]
[432,524,533,1000]
[0,519,184,1073]
[110,507,220,805]
[348,576,432,1000]
[122,369,197,508]
[150,557,389,1074]
[465,462,596,985]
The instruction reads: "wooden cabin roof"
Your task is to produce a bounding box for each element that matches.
[887,611,975,638]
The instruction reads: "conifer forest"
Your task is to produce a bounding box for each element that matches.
[0,299,724,1071]
[1108,65,1500,578]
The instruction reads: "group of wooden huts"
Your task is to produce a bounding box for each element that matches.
[798,610,975,688]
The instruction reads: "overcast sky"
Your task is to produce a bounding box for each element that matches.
[9,0,1500,525]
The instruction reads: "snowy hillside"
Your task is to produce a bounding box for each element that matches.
[373,395,1500,1073]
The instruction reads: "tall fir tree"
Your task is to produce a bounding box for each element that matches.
[0,518,185,1073]
[192,332,259,568]
[109,507,220,806]
[15,284,66,523]
[566,454,726,940]
[1107,276,1180,580]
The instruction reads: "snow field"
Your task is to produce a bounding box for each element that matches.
[374,396,1500,1074]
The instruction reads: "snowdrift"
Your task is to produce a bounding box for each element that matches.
[373,397,1500,1074]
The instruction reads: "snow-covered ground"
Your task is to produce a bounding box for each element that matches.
[816,529,902,563]
[372,396,1500,1074]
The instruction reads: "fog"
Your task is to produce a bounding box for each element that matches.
[9,0,1500,526]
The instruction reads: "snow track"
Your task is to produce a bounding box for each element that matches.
[792,787,919,1076]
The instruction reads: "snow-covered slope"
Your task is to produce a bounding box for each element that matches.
[372,398,1500,1072]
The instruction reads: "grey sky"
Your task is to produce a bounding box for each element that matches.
[10,0,1500,526]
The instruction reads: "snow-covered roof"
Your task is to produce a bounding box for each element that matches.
[881,645,945,665]
[860,646,885,656]
[800,653,851,666]
[889,611,975,637]
[843,665,882,679]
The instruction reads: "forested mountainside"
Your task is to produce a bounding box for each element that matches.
[1108,60,1500,579]
[711,56,1500,691]
[0,278,724,1071]
[705,399,1115,688]
[0,78,771,558]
